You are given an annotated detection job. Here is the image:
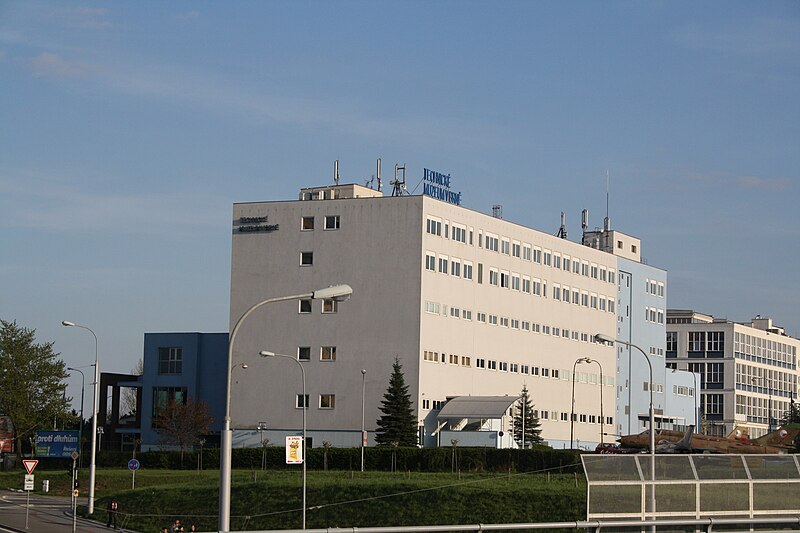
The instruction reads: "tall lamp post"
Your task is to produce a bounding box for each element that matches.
[260,351,307,529]
[691,370,701,432]
[218,284,352,533]
[595,333,655,525]
[61,321,99,515]
[583,358,605,445]
[360,369,366,472]
[66,367,85,468]
[569,357,587,449]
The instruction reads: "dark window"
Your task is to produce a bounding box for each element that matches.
[299,299,312,313]
[151,386,187,418]
[298,346,311,361]
[300,252,313,266]
[158,347,183,374]
[301,216,314,230]
[324,215,340,230]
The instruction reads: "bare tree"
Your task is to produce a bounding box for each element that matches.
[153,397,214,467]
[120,359,143,418]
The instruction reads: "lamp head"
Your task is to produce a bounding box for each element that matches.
[594,333,615,345]
[62,321,76,327]
[259,350,275,358]
[361,369,366,375]
[241,363,249,369]
[312,284,353,302]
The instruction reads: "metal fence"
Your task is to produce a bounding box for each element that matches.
[582,454,800,521]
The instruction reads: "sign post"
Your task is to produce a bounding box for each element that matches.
[23,461,36,529]
[71,453,78,533]
[128,458,140,489]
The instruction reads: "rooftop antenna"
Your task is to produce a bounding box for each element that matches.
[581,209,589,230]
[603,170,610,231]
[334,160,340,186]
[365,159,383,190]
[390,163,406,196]
[557,211,568,239]
[492,205,503,219]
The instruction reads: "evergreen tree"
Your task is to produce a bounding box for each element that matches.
[375,357,417,446]
[512,384,542,448]
[781,398,800,425]
[0,320,71,455]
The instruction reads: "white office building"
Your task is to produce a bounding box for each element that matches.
[228,177,694,449]
[666,310,799,438]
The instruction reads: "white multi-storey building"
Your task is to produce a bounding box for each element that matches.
[228,179,693,449]
[666,310,799,438]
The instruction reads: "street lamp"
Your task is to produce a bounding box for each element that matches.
[260,350,307,529]
[360,369,366,472]
[569,357,588,449]
[218,284,352,532]
[258,422,268,470]
[594,333,655,525]
[691,370,701,433]
[62,321,100,515]
[583,358,605,446]
[66,367,85,468]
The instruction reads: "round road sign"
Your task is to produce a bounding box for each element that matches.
[128,458,140,471]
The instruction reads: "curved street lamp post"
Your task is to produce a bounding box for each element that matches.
[260,351,307,529]
[594,333,655,528]
[218,284,352,532]
[61,321,99,515]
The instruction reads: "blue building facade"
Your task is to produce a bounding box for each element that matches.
[139,332,228,451]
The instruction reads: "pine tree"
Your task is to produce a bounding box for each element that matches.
[375,357,417,447]
[513,384,542,448]
[781,398,800,425]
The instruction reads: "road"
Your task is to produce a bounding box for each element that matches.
[0,490,128,533]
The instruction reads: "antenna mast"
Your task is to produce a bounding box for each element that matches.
[604,170,610,231]
[390,163,406,196]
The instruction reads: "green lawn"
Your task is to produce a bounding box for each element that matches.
[0,468,587,531]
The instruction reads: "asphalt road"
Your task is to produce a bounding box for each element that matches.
[0,490,128,533]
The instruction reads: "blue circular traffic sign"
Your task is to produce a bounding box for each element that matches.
[128,459,140,471]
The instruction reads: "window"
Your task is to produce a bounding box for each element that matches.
[523,244,532,261]
[689,332,706,352]
[543,250,552,266]
[322,298,338,313]
[500,317,509,327]
[321,346,337,361]
[501,239,510,255]
[563,257,571,271]
[489,269,499,286]
[461,356,471,367]
[666,331,677,351]
[158,347,183,375]
[296,394,310,409]
[705,394,723,415]
[533,247,542,263]
[522,277,531,293]
[591,264,598,279]
[477,312,486,323]
[707,363,724,384]
[324,215,340,230]
[553,254,561,269]
[425,301,441,314]
[476,358,486,368]
[298,346,311,361]
[152,386,186,418]
[533,279,542,296]
[511,319,520,329]
[319,394,335,409]
[426,217,442,236]
[500,272,510,288]
[300,251,313,266]
[463,262,473,280]
[463,310,472,320]
[552,285,561,300]
[438,257,449,273]
[708,332,725,352]
[512,242,521,258]
[488,360,497,370]
[425,253,436,271]
[452,225,467,243]
[499,361,508,372]
[581,262,589,276]
[488,314,498,325]
[451,260,461,277]
[301,216,314,230]
[299,299,312,314]
[450,307,460,318]
[486,235,499,252]
[511,275,520,291]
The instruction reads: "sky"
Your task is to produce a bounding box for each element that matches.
[1,1,799,412]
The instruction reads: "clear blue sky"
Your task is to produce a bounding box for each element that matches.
[1,2,798,410]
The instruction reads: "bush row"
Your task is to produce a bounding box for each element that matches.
[29,446,581,473]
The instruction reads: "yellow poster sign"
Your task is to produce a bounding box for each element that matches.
[285,436,303,464]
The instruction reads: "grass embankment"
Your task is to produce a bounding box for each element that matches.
[0,468,586,532]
